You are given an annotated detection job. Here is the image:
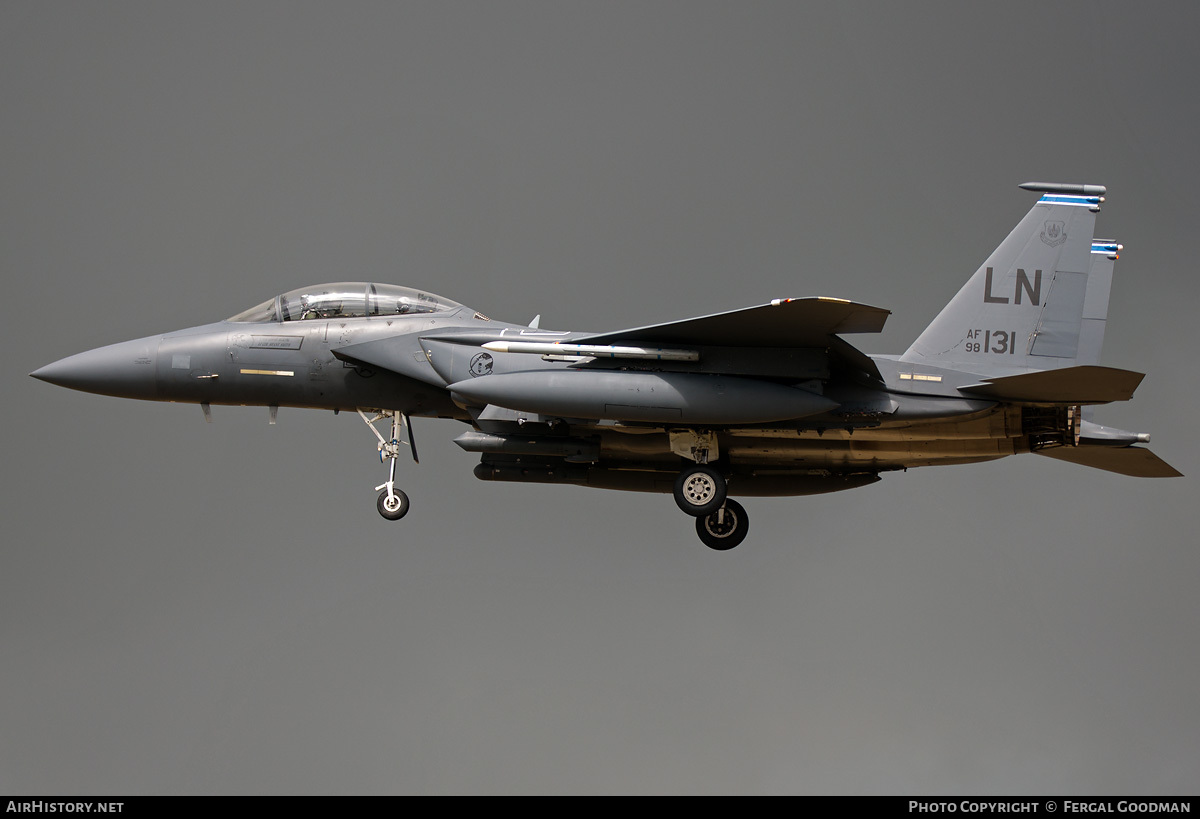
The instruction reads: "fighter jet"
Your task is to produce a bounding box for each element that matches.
[30,182,1180,549]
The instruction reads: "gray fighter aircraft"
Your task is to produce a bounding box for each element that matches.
[31,182,1180,549]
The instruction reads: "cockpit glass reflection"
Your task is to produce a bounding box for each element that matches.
[228,283,462,322]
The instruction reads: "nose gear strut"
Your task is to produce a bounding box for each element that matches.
[357,409,418,520]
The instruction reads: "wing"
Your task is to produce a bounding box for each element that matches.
[573,297,889,348]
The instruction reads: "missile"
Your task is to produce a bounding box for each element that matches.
[454,430,600,461]
[481,340,699,361]
[473,460,882,496]
[1018,181,1107,196]
[449,370,837,425]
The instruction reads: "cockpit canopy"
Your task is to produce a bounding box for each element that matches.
[228,283,463,323]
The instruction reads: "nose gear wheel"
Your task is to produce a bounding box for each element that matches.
[377,487,410,520]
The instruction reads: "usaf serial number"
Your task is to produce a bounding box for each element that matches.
[964,328,1017,354]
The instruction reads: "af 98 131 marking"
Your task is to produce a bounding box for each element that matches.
[964,329,1017,355]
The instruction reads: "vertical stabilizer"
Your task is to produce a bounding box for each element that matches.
[902,184,1110,373]
[1079,239,1120,423]
[1077,239,1119,366]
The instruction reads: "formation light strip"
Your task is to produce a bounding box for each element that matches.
[240,368,295,377]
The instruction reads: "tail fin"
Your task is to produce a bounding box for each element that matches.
[902,183,1115,373]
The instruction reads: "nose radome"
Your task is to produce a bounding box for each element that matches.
[30,336,160,400]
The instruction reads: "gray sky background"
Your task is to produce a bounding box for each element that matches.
[3,1,1198,795]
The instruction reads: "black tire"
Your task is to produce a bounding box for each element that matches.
[376,488,410,520]
[673,465,727,517]
[695,499,749,551]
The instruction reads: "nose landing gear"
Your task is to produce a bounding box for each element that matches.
[358,409,417,521]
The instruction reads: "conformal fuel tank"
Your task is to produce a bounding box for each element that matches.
[448,370,837,424]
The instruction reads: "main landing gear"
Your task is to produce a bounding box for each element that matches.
[673,465,750,550]
[695,498,749,551]
[669,433,749,550]
[358,409,418,521]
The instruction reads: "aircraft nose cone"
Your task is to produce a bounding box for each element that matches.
[31,336,160,400]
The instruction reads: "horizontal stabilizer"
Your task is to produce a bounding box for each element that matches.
[959,365,1143,404]
[1036,445,1182,478]
[575,297,889,348]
